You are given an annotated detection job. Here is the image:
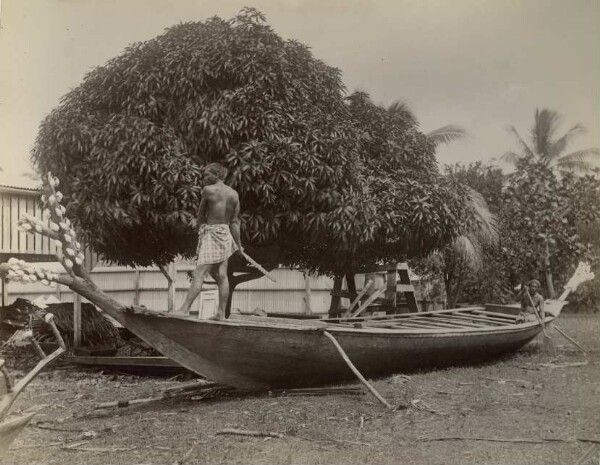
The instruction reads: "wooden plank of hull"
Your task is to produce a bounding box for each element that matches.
[443,313,506,326]
[365,318,472,330]
[324,306,488,323]
[448,312,507,323]
[115,310,545,389]
[474,309,519,320]
[417,316,492,328]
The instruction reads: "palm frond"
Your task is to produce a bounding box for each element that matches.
[426,125,467,147]
[532,108,561,157]
[507,126,535,158]
[500,151,523,165]
[452,235,483,270]
[557,148,600,173]
[387,100,418,126]
[466,188,499,245]
[548,124,586,160]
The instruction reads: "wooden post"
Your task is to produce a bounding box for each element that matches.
[385,267,397,309]
[73,293,82,348]
[1,278,7,307]
[397,263,418,313]
[304,272,312,315]
[133,269,140,306]
[169,262,176,312]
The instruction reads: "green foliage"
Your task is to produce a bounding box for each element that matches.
[411,162,502,307]
[32,9,478,274]
[501,159,600,293]
[444,162,504,213]
[33,9,365,267]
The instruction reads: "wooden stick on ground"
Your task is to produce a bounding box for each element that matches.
[0,314,66,418]
[575,443,599,465]
[216,428,284,438]
[417,435,600,444]
[552,324,590,359]
[323,331,394,410]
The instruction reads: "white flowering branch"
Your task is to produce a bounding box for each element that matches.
[3,172,89,287]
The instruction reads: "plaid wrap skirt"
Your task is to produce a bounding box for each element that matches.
[196,224,238,265]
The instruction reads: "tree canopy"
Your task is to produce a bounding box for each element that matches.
[32,8,478,274]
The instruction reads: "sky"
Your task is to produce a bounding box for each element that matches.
[0,0,598,187]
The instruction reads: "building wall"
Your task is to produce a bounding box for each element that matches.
[6,264,336,316]
[0,185,58,258]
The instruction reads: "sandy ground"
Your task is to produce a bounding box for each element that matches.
[2,313,599,465]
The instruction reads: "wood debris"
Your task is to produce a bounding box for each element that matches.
[216,428,284,439]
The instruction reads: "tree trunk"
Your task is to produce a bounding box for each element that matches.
[345,271,357,300]
[544,240,556,299]
[328,275,344,317]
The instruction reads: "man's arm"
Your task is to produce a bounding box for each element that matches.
[229,197,243,254]
[197,187,209,226]
[536,294,545,324]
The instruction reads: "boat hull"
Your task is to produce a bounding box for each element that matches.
[116,307,547,389]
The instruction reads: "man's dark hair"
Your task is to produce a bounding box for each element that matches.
[205,163,228,180]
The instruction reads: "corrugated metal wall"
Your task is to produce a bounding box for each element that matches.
[0,187,58,256]
[6,265,335,315]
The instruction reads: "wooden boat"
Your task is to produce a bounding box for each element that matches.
[112,300,566,390]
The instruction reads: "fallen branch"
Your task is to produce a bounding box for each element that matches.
[296,435,371,447]
[216,428,284,439]
[95,383,363,410]
[417,435,600,444]
[411,399,448,416]
[538,361,588,369]
[175,444,195,465]
[32,422,86,433]
[10,441,66,450]
[575,443,599,465]
[62,444,136,452]
[482,377,532,385]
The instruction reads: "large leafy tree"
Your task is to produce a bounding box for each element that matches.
[503,108,600,174]
[32,8,368,268]
[501,158,600,298]
[32,8,478,281]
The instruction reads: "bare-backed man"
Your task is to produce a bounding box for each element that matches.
[177,163,243,319]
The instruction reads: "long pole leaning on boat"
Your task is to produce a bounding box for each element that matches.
[523,286,556,355]
[322,331,394,410]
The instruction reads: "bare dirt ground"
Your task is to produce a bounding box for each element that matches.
[2,313,599,465]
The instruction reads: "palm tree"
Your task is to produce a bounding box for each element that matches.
[439,188,499,307]
[503,108,600,173]
[386,101,498,306]
[387,100,467,148]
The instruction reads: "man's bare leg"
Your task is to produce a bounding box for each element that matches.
[176,264,211,315]
[212,259,229,320]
